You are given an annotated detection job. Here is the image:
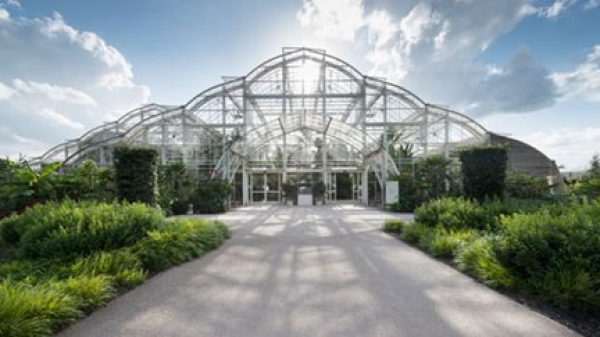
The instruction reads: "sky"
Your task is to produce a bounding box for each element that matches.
[0,0,598,171]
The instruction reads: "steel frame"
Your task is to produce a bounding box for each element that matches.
[30,47,489,205]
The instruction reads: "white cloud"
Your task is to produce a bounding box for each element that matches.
[520,127,600,170]
[0,127,48,159]
[0,7,150,159]
[552,45,600,101]
[297,0,558,116]
[0,7,9,21]
[538,0,578,18]
[585,0,600,9]
[0,81,15,100]
[297,0,364,41]
[12,79,96,106]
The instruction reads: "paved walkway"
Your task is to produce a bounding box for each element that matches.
[58,205,577,337]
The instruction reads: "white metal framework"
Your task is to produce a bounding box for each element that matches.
[31,47,489,205]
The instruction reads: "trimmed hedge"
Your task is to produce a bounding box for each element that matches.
[113,146,159,206]
[459,146,507,201]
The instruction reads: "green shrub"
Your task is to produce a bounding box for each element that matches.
[459,146,507,201]
[49,275,115,311]
[383,219,408,233]
[493,202,600,311]
[14,201,165,259]
[505,172,548,199]
[69,250,146,289]
[0,281,81,337]
[415,197,496,231]
[424,228,478,258]
[400,223,430,245]
[191,179,232,213]
[113,146,159,206]
[0,259,68,283]
[456,236,514,289]
[133,219,230,273]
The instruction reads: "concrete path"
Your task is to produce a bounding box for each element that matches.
[58,205,578,337]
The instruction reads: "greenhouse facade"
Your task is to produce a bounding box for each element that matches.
[30,47,563,205]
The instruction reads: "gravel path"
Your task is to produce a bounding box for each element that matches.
[58,205,578,337]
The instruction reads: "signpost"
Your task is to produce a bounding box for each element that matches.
[385,180,399,205]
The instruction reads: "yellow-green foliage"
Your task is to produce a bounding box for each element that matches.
[134,218,231,273]
[69,250,146,289]
[0,280,81,337]
[423,228,478,258]
[383,219,408,233]
[456,237,514,289]
[0,200,232,336]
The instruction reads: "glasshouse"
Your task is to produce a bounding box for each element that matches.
[30,47,563,205]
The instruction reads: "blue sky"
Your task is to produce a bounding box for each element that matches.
[0,0,599,170]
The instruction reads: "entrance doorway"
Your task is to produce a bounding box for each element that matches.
[244,170,362,205]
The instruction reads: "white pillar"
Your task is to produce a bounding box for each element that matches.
[242,170,249,205]
[362,168,369,205]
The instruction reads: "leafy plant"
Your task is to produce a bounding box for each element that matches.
[383,219,408,233]
[133,218,230,273]
[455,236,515,289]
[415,197,497,231]
[424,228,478,258]
[11,201,164,259]
[505,172,548,199]
[191,178,232,213]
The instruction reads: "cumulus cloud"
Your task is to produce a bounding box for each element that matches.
[297,0,559,116]
[552,45,600,102]
[585,0,600,9]
[538,0,578,18]
[521,127,600,170]
[0,6,150,159]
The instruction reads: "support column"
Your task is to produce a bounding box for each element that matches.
[362,168,369,205]
[382,86,388,207]
[243,171,249,205]
[282,59,288,183]
[242,78,249,205]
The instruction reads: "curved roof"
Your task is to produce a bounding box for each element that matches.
[29,47,489,170]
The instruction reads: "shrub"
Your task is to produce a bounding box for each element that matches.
[14,201,165,259]
[191,179,232,213]
[0,259,68,283]
[505,172,548,199]
[456,236,514,289]
[493,202,600,311]
[69,250,146,289]
[459,146,508,201]
[383,219,408,233]
[113,146,159,206]
[133,219,230,273]
[415,197,496,231]
[400,223,430,245]
[424,228,478,258]
[48,275,115,311]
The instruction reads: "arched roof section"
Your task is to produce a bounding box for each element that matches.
[29,47,490,172]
